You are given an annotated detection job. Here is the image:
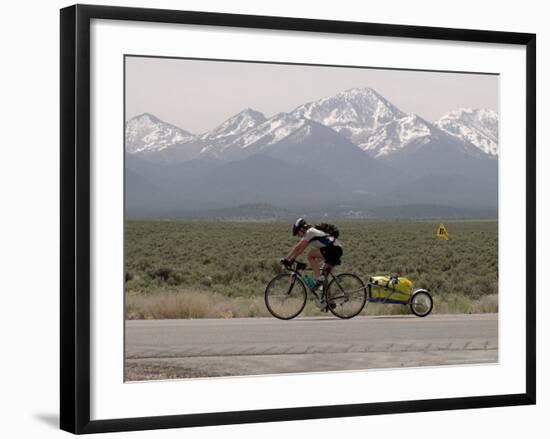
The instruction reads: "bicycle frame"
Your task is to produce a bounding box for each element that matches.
[285,263,336,303]
[286,264,353,304]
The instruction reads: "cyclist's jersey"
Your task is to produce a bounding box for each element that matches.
[303,227,342,249]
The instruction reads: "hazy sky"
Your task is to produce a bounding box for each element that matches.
[125,56,498,134]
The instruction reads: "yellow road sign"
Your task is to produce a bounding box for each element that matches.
[436,223,449,240]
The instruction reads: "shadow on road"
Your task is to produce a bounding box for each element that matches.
[371,316,417,320]
[296,317,340,321]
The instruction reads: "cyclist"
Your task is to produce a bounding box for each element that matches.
[281,218,343,290]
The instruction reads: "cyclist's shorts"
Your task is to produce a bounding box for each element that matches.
[320,245,343,266]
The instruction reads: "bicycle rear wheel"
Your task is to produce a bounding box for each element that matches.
[326,273,367,319]
[264,274,307,320]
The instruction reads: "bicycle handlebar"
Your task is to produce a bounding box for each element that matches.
[280,259,307,272]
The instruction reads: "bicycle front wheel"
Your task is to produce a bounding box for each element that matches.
[326,273,367,319]
[264,274,307,320]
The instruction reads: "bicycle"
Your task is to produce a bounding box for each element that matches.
[264,260,367,320]
[264,261,433,319]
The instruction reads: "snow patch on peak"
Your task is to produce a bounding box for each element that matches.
[294,86,404,125]
[202,108,266,142]
[398,114,432,143]
[338,87,394,106]
[436,108,498,156]
[362,114,432,157]
[125,113,194,154]
[281,121,314,144]
[237,113,307,150]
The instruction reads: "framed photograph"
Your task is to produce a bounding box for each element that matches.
[60,4,536,434]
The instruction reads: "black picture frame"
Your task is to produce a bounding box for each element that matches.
[60,4,536,434]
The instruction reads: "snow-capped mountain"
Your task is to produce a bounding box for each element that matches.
[436,108,498,156]
[125,88,499,217]
[200,111,305,158]
[125,113,194,154]
[202,108,266,141]
[291,88,480,160]
[199,108,267,157]
[292,87,407,149]
[126,90,499,165]
[194,109,398,191]
[126,109,268,162]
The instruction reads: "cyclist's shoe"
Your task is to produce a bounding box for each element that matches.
[318,301,335,313]
[314,296,327,310]
[311,277,325,291]
[312,284,323,293]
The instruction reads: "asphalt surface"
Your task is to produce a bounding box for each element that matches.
[125,314,498,380]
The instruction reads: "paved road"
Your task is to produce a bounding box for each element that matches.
[125,314,498,381]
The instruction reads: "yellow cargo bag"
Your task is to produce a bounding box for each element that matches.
[370,275,412,302]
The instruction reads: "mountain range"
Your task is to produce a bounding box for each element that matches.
[125,87,498,219]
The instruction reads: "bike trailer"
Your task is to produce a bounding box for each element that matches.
[370,275,412,302]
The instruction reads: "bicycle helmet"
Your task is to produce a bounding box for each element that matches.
[292,218,308,236]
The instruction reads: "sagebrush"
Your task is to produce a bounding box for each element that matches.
[125,220,498,318]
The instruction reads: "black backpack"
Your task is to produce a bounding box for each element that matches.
[314,223,340,239]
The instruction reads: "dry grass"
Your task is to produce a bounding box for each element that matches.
[126,289,498,319]
[126,289,272,319]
